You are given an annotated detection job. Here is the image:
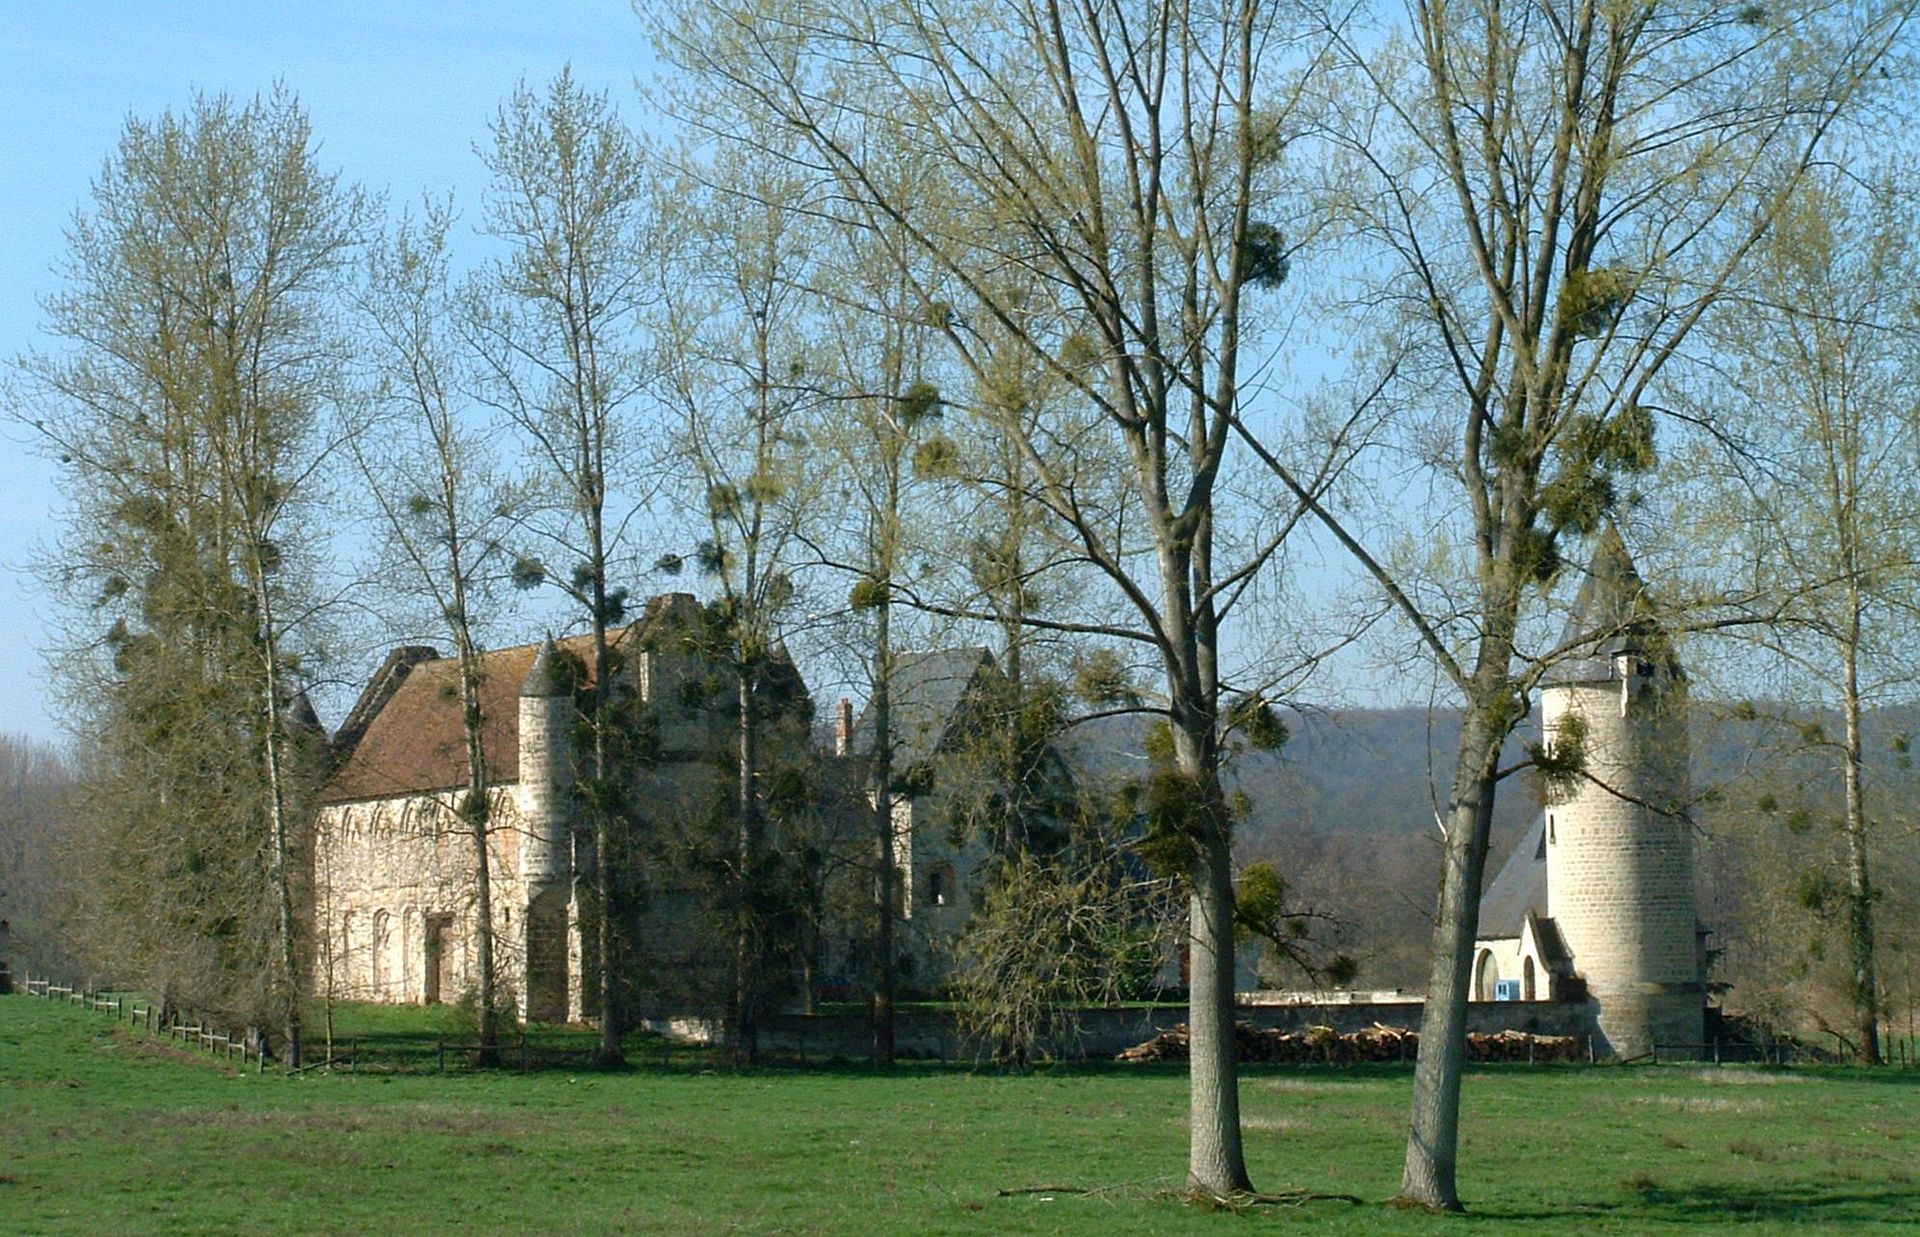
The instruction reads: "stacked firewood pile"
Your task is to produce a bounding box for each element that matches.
[1115,1022,1583,1064]
[1468,1027,1585,1062]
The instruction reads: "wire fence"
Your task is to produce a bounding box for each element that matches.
[17,973,1917,1073]
[14,972,719,1074]
[19,974,269,1070]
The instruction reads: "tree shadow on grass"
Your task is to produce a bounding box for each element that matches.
[1483,1179,1920,1228]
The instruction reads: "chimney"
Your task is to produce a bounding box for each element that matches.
[835,697,854,757]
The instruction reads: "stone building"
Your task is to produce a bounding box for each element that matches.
[839,648,1077,991]
[312,593,807,1023]
[1472,531,1707,1057]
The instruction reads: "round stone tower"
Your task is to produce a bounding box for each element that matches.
[1542,529,1703,1058]
[517,639,574,888]
[517,638,573,1023]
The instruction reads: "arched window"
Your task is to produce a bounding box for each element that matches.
[928,863,956,907]
[371,909,390,997]
[402,909,422,1002]
[1473,949,1497,1001]
[338,910,357,999]
[1522,955,1536,1001]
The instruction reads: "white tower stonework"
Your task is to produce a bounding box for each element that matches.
[1542,531,1703,1058]
[518,639,574,1023]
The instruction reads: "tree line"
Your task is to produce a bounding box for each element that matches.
[8,0,1919,1212]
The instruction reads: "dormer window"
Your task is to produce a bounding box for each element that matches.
[1613,649,1640,715]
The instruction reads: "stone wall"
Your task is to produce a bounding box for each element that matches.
[313,787,529,1007]
[748,999,1602,1061]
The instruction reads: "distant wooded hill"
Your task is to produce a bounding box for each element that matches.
[1067,701,1919,847]
[1058,701,1919,993]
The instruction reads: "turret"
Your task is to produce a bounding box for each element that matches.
[1542,528,1702,1057]
[518,639,577,1023]
[516,639,573,891]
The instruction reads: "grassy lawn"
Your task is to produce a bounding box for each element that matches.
[3,996,1916,1234]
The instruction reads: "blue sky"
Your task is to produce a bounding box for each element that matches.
[0,3,660,743]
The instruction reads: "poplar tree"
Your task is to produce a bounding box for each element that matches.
[652,142,824,1062]
[809,207,948,1066]
[468,71,655,1067]
[16,90,365,1064]
[355,203,524,1063]
[1681,163,1920,1065]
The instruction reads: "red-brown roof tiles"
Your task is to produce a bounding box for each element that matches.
[321,632,604,805]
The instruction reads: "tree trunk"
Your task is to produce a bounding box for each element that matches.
[255,575,303,1072]
[470,808,499,1064]
[734,662,760,1065]
[1841,646,1880,1065]
[459,631,500,1067]
[1397,687,1506,1211]
[1165,676,1250,1197]
[871,597,896,1065]
[1186,811,1250,1196]
[590,619,624,1069]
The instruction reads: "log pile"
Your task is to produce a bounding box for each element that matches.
[1115,1022,1582,1064]
[1469,1026,1584,1062]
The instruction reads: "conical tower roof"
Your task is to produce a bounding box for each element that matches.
[287,690,326,737]
[520,637,568,698]
[1544,526,1673,685]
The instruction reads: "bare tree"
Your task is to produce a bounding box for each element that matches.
[1259,0,1917,1208]
[1679,162,1920,1064]
[0,734,80,984]
[467,71,655,1068]
[807,207,951,1065]
[658,0,1340,1194]
[355,202,526,1064]
[652,142,827,1061]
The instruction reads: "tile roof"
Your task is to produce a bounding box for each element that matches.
[321,594,711,806]
[320,636,576,805]
[1544,526,1670,686]
[1478,813,1548,936]
[849,648,995,769]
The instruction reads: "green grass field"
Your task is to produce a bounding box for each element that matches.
[3,996,1916,1234]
